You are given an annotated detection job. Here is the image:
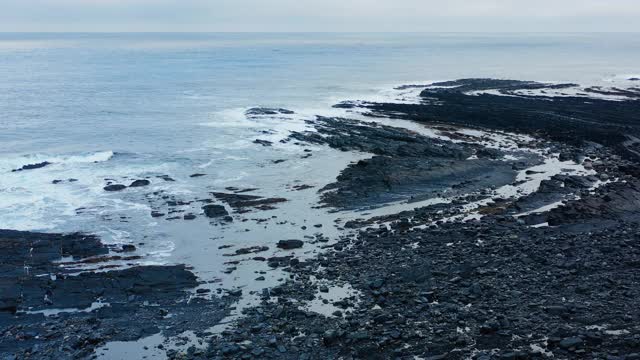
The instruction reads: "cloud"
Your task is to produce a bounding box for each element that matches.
[1,0,639,32]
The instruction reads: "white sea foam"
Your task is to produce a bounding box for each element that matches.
[20,300,110,317]
[466,85,637,102]
[0,150,171,232]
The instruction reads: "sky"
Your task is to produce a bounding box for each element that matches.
[1,0,639,32]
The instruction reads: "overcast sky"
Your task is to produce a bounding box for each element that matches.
[1,0,639,32]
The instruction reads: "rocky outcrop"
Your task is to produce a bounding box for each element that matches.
[129,179,150,187]
[0,230,232,359]
[11,161,52,172]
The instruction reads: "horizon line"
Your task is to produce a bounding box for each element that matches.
[1,30,640,34]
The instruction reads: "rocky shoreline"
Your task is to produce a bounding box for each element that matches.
[0,230,236,359]
[2,79,640,359]
[186,80,640,359]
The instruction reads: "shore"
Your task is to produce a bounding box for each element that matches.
[2,79,640,359]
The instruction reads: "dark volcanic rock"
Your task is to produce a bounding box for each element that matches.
[212,192,287,212]
[0,230,232,359]
[347,78,640,160]
[276,239,304,250]
[104,184,126,192]
[121,244,136,252]
[288,116,525,209]
[254,139,274,147]
[11,161,52,172]
[543,180,640,226]
[246,107,295,116]
[129,179,151,187]
[202,204,229,218]
[188,80,640,360]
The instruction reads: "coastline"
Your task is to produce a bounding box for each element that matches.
[2,78,640,359]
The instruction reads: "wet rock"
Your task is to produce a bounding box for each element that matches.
[12,161,52,172]
[212,192,287,211]
[129,179,151,187]
[121,244,136,252]
[0,229,234,359]
[226,246,269,256]
[202,205,229,218]
[290,117,521,209]
[322,330,340,346]
[277,239,304,250]
[104,184,126,192]
[368,278,385,290]
[559,337,584,349]
[246,107,295,116]
[254,139,273,147]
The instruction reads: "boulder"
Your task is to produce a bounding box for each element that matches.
[202,205,229,218]
[104,184,126,192]
[129,179,150,187]
[122,244,136,252]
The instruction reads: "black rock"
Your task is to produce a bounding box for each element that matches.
[559,337,584,349]
[254,139,274,147]
[368,278,385,290]
[277,239,304,250]
[104,184,126,192]
[12,161,52,172]
[246,107,295,116]
[323,330,340,346]
[183,214,196,220]
[129,179,150,187]
[122,244,136,252]
[202,205,229,218]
